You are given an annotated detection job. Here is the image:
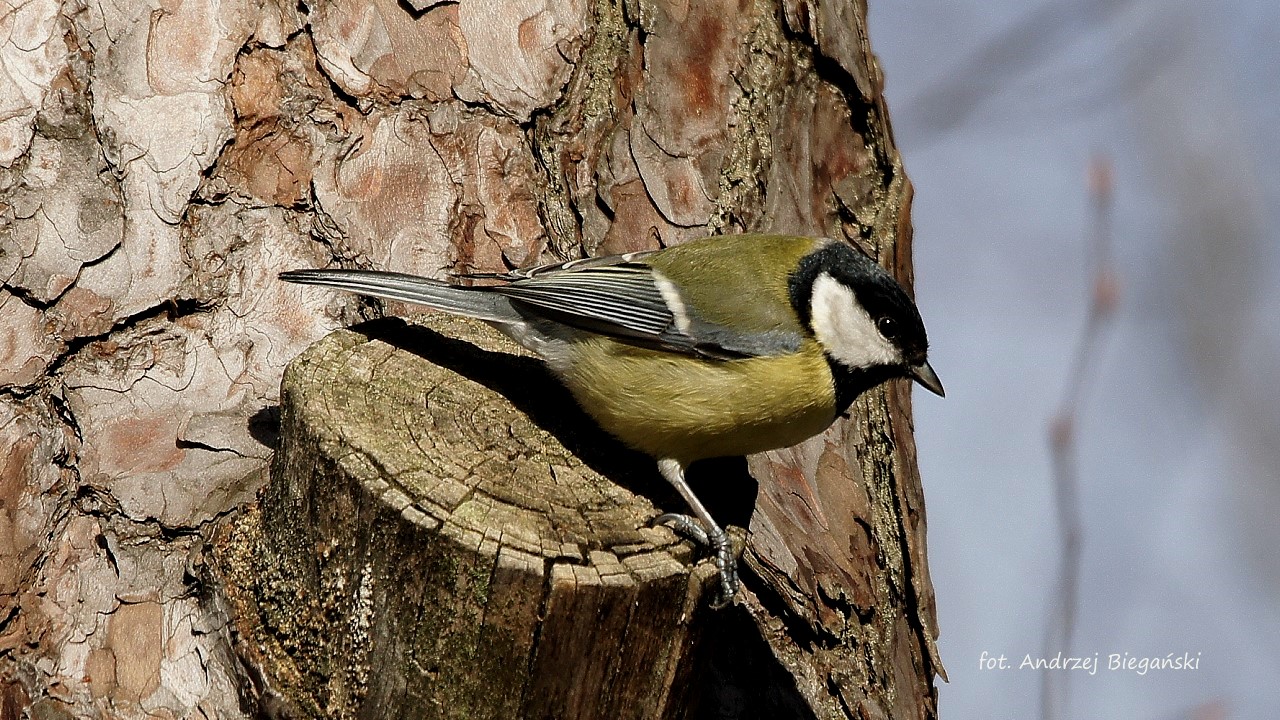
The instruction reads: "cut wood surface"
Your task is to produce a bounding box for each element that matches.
[217,314,724,718]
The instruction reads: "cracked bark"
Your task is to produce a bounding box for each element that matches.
[1,0,941,717]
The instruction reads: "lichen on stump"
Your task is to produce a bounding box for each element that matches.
[217,314,722,719]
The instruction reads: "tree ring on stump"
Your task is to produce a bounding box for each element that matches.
[241,313,716,718]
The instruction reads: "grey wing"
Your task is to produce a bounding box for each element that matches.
[282,257,804,359]
[494,263,800,359]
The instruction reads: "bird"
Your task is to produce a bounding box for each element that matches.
[280,233,943,607]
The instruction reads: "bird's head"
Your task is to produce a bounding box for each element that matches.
[790,241,944,402]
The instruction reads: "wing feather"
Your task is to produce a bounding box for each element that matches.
[494,264,675,337]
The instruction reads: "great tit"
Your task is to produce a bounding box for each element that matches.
[280,233,943,606]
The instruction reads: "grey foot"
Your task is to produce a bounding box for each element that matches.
[656,513,739,607]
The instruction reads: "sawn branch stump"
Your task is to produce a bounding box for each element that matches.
[216,314,722,719]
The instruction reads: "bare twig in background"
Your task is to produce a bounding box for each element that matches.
[1040,156,1120,720]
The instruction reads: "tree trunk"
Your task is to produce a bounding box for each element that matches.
[0,0,942,718]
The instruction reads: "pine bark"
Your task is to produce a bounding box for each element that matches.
[0,0,942,718]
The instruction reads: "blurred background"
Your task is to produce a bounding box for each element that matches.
[869,1,1280,717]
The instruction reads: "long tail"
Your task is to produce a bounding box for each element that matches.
[279,269,519,324]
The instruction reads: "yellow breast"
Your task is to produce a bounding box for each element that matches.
[557,336,838,464]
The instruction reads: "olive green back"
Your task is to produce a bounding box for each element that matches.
[644,234,823,336]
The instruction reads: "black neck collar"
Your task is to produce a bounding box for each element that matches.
[826,357,899,416]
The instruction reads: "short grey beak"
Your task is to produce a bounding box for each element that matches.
[909,362,945,397]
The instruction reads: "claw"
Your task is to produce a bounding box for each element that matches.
[655,513,739,607]
[656,513,710,545]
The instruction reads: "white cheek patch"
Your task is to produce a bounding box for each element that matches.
[810,274,901,369]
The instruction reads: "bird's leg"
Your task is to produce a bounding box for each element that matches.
[653,458,739,607]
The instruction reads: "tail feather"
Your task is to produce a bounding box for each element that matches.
[279,269,518,324]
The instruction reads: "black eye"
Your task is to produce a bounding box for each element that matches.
[877,316,899,339]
